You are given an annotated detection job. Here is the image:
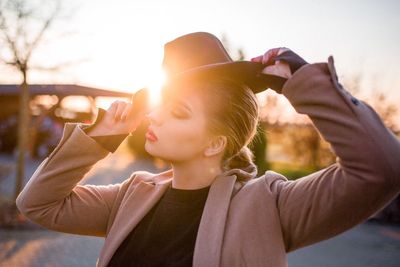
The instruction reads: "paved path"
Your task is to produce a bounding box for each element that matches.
[288,221,400,267]
[1,146,399,267]
[0,230,103,267]
[1,221,399,267]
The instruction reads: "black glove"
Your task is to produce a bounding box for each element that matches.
[258,49,308,94]
[274,50,308,74]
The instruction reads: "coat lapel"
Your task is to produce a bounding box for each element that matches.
[193,174,238,267]
[98,173,173,267]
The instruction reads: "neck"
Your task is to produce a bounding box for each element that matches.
[171,158,223,190]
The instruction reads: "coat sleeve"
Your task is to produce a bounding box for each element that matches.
[267,56,400,252]
[16,122,133,237]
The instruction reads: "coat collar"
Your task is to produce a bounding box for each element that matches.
[193,173,238,267]
[99,171,173,267]
[99,169,240,267]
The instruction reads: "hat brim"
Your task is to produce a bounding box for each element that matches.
[166,61,287,94]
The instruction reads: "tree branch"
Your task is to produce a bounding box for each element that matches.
[30,58,90,72]
[0,56,17,67]
[0,0,24,67]
[25,0,61,61]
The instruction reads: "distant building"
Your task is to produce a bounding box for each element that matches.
[0,84,134,157]
[0,84,132,119]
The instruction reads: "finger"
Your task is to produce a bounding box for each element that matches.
[262,48,281,65]
[261,61,291,78]
[250,55,263,63]
[280,47,290,53]
[120,103,133,121]
[107,101,119,115]
[261,65,280,76]
[270,47,290,62]
[114,101,127,122]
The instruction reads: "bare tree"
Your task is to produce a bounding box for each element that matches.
[0,0,62,201]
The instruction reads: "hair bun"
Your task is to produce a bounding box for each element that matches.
[224,146,257,180]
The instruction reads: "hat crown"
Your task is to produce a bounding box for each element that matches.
[162,32,233,77]
[161,31,284,93]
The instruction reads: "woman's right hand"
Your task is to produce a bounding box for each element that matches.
[86,88,149,136]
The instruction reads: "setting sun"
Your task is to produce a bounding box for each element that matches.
[89,66,166,112]
[144,68,166,108]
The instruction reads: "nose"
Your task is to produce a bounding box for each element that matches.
[145,106,162,126]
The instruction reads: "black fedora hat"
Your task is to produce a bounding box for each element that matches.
[162,32,286,93]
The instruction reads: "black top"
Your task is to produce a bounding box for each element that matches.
[107,184,210,267]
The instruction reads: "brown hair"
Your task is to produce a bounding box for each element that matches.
[165,77,259,176]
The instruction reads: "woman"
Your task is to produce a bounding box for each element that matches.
[17,32,400,267]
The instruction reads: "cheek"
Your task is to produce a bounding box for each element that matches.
[145,120,209,161]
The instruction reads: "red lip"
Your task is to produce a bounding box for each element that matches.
[146,128,158,142]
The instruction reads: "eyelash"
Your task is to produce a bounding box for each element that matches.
[160,99,188,119]
[171,108,187,119]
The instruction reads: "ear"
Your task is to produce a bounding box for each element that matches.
[204,135,227,157]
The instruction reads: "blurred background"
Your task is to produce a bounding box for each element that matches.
[0,0,399,266]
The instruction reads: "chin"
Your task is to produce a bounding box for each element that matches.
[144,142,156,155]
[145,142,183,163]
[145,142,165,160]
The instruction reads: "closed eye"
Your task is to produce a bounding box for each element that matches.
[171,106,189,119]
[162,98,192,119]
[175,100,192,114]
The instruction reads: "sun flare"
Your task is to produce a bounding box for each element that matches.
[144,68,166,109]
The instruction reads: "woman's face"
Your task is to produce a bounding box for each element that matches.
[144,87,213,163]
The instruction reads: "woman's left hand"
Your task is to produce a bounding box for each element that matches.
[251,47,292,79]
[251,47,308,79]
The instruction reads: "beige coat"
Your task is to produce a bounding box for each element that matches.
[17,57,400,267]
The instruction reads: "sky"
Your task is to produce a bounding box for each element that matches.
[1,0,400,110]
